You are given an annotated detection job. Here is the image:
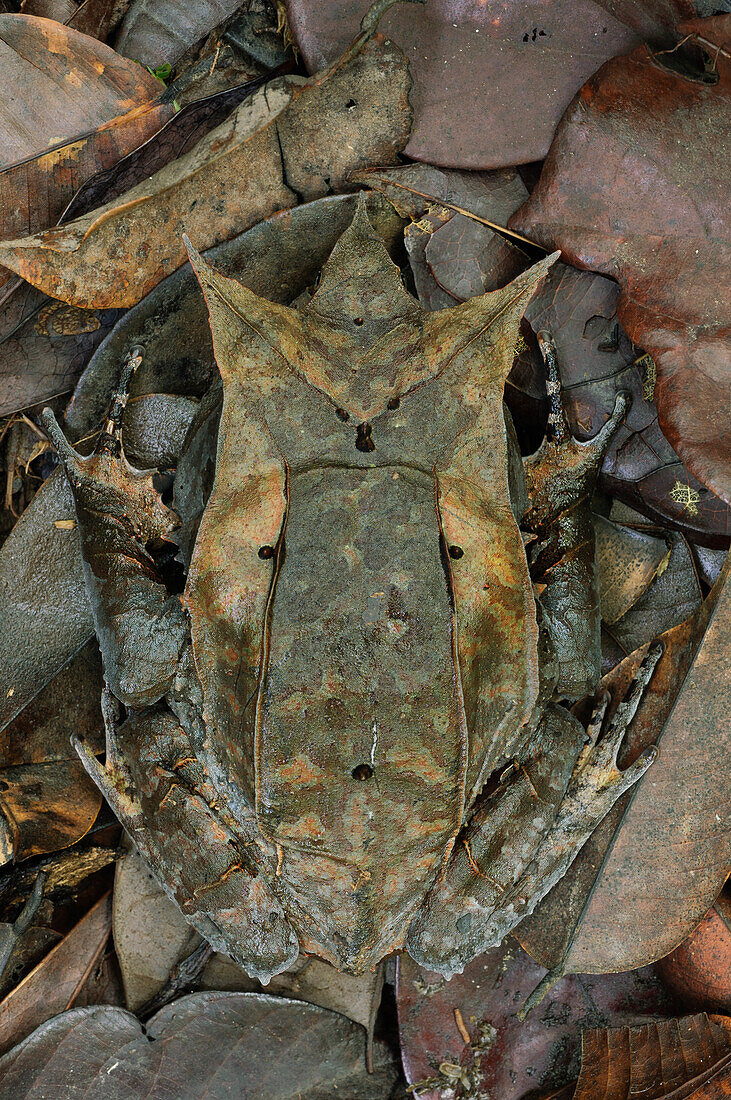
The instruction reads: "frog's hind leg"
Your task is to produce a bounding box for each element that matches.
[75,691,299,983]
[523,331,628,700]
[42,346,187,708]
[408,646,661,977]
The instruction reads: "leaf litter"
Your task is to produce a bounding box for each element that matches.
[0,0,728,1096]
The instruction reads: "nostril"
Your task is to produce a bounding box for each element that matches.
[258,545,275,559]
[448,545,464,560]
[352,763,373,781]
[387,396,400,410]
[353,317,364,327]
[355,423,375,452]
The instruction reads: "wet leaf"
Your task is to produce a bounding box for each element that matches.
[0,17,415,308]
[0,993,399,1098]
[0,14,173,287]
[565,1013,731,1099]
[0,640,104,863]
[0,892,113,1057]
[515,558,731,977]
[511,17,731,503]
[114,0,250,66]
[658,893,731,1016]
[397,941,677,1100]
[286,0,694,169]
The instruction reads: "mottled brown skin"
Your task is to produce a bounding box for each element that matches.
[45,200,657,981]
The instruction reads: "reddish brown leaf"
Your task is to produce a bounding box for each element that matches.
[397,942,677,1100]
[516,262,731,546]
[0,892,112,1057]
[0,21,415,307]
[286,0,693,169]
[0,15,173,290]
[511,18,731,503]
[568,1014,731,1099]
[515,558,731,977]
[658,894,731,1016]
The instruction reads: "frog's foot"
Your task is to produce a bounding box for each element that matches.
[407,646,661,977]
[75,698,299,984]
[523,331,629,700]
[42,346,187,708]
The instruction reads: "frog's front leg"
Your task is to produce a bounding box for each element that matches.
[523,332,627,700]
[42,347,187,707]
[75,690,299,983]
[407,645,661,977]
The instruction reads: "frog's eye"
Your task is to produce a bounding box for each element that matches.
[351,763,374,781]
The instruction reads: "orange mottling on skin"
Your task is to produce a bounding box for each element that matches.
[275,755,327,785]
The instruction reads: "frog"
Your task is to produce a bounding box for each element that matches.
[42,198,659,982]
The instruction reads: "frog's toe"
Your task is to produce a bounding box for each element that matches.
[406,901,503,979]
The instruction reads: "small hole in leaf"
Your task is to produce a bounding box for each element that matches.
[336,408,349,422]
[352,763,373,781]
[355,423,375,452]
[387,397,400,410]
[258,545,275,560]
[345,99,357,109]
[449,545,464,560]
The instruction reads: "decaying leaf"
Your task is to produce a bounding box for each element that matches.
[561,1013,731,1099]
[516,558,731,980]
[286,0,694,169]
[0,14,173,286]
[595,516,670,626]
[397,942,677,1100]
[0,640,104,863]
[0,993,399,1099]
[511,17,731,503]
[658,893,731,1016]
[0,5,417,308]
[0,892,113,1057]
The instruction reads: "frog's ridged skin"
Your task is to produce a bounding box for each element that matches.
[49,199,657,981]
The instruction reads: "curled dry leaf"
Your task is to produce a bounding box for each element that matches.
[0,892,113,1058]
[595,516,670,625]
[563,1013,731,1100]
[515,557,731,979]
[0,993,399,1099]
[658,893,731,1016]
[286,0,694,169]
[0,640,104,863]
[0,10,416,308]
[0,14,173,289]
[511,17,731,504]
[397,942,677,1100]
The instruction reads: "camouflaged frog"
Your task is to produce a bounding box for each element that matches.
[43,199,658,982]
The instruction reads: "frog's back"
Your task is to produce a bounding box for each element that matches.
[259,462,465,966]
[185,205,552,970]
